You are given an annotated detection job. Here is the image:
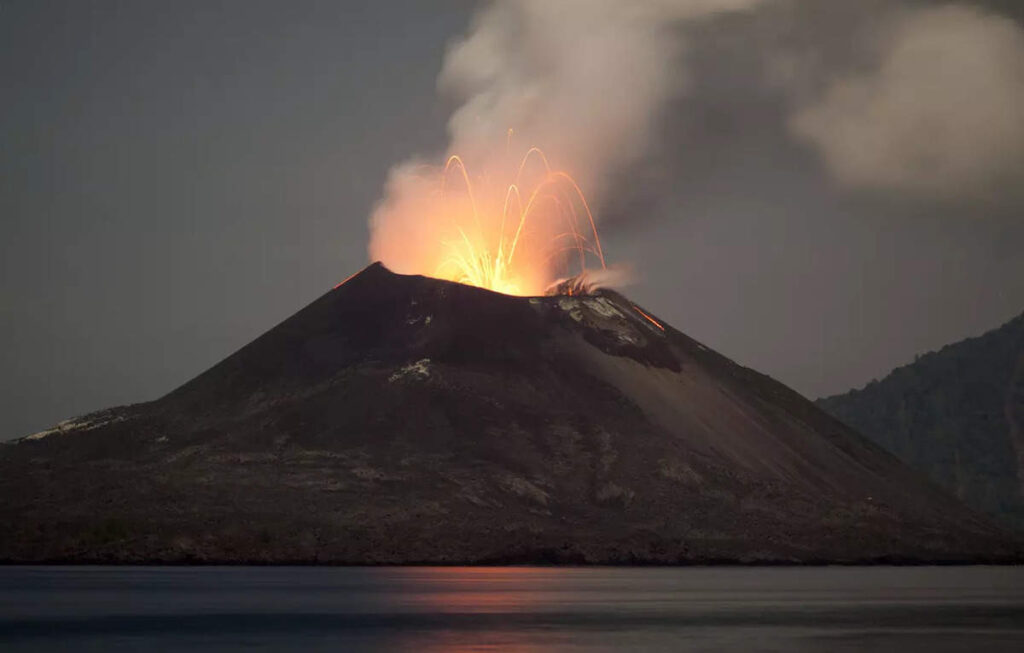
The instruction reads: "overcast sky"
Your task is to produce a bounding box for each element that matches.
[2,0,1023,439]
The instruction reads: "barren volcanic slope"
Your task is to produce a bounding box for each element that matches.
[0,264,1017,563]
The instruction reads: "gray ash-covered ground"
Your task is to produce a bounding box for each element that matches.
[0,263,1018,563]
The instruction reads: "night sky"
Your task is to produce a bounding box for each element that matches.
[3,0,1023,439]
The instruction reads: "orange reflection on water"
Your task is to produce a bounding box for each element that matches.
[390,567,571,653]
[402,567,566,613]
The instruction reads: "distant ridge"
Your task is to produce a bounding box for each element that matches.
[818,311,1024,530]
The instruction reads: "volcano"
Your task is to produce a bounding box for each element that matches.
[0,263,1017,563]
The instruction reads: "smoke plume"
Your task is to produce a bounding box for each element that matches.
[368,0,766,281]
[790,4,1024,200]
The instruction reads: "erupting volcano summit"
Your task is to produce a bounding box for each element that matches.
[0,264,1017,563]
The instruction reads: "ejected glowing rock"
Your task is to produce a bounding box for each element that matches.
[370,146,611,296]
[0,263,1018,563]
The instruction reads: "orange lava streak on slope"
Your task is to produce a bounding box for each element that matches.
[427,147,606,296]
[632,304,665,331]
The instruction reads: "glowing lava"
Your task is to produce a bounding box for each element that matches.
[369,142,608,296]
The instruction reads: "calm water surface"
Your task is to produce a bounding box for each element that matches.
[1,566,1022,651]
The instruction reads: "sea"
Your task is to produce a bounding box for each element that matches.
[1,565,1022,651]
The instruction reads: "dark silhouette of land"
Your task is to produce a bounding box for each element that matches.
[0,264,1017,563]
[819,311,1024,529]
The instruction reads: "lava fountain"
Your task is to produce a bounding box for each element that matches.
[368,140,609,297]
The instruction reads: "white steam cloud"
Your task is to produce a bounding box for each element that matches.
[437,0,766,195]
[369,0,766,275]
[791,4,1024,199]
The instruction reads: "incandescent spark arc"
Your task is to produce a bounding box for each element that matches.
[368,140,611,297]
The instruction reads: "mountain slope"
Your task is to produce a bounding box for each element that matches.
[0,263,1017,563]
[818,312,1024,529]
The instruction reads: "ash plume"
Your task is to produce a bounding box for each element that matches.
[368,0,767,282]
[789,4,1024,200]
[436,0,767,197]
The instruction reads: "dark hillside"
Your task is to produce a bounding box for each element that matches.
[818,312,1024,529]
